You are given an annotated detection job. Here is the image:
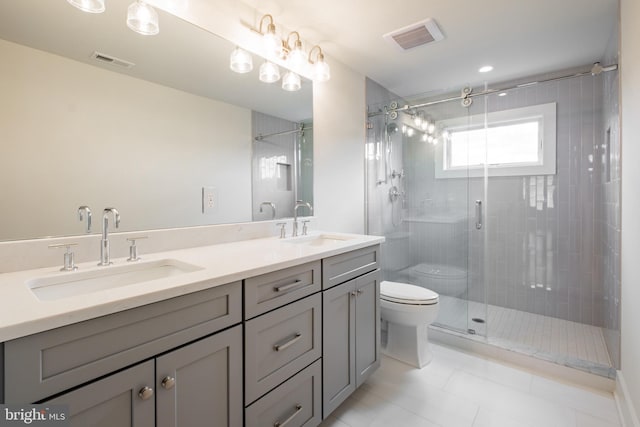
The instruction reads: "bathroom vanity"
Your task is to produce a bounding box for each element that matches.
[0,232,382,427]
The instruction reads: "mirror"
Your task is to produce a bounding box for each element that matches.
[0,0,313,241]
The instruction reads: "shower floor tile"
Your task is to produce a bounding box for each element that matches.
[435,295,612,370]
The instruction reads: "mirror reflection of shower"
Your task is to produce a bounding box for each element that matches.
[251,111,313,221]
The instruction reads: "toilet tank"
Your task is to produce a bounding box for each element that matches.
[382,231,412,272]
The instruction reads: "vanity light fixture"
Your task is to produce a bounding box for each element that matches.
[286,31,307,70]
[230,47,253,73]
[308,45,330,82]
[127,0,159,36]
[228,14,330,86]
[67,0,105,13]
[259,14,282,56]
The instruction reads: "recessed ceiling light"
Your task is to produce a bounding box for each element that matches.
[478,65,493,73]
[498,92,507,97]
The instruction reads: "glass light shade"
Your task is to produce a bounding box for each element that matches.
[312,58,330,82]
[67,0,105,13]
[288,46,306,70]
[427,123,436,134]
[127,1,159,36]
[263,30,281,56]
[229,47,253,73]
[413,115,422,127]
[282,71,301,91]
[259,61,280,83]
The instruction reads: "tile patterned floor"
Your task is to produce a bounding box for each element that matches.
[435,296,612,369]
[319,345,621,427]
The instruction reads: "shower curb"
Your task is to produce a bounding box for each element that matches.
[429,325,616,393]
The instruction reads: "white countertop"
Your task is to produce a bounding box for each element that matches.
[0,231,383,342]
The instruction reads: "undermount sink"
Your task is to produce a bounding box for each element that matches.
[27,259,203,301]
[283,233,356,247]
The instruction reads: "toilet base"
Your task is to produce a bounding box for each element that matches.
[381,322,433,368]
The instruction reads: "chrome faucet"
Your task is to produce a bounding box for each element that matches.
[98,208,120,266]
[259,201,277,219]
[292,201,313,237]
[78,206,92,233]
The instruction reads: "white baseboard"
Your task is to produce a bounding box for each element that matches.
[616,371,640,427]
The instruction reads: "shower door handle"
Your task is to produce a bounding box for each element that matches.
[475,200,482,230]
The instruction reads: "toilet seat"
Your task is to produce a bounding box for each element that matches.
[381,281,439,305]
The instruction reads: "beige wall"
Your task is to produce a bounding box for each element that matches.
[0,39,252,240]
[312,63,366,233]
[620,0,640,423]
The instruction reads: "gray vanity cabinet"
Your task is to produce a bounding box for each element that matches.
[321,246,380,419]
[156,326,243,427]
[44,360,155,427]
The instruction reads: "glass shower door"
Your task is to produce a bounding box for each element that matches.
[366,94,487,336]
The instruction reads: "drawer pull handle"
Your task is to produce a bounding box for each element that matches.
[138,386,154,401]
[274,404,302,427]
[161,376,176,390]
[357,289,364,295]
[274,279,303,293]
[274,333,302,351]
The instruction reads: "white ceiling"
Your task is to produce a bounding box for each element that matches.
[0,0,619,112]
[241,0,619,97]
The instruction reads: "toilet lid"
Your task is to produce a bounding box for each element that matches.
[380,281,439,305]
[411,263,467,279]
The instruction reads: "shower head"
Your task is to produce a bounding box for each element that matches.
[387,122,399,135]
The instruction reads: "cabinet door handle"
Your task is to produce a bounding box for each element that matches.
[350,291,357,297]
[274,279,302,292]
[273,404,302,427]
[273,333,302,351]
[356,289,364,295]
[475,200,483,230]
[161,376,176,390]
[138,386,154,400]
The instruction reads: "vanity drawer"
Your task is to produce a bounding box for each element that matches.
[245,293,321,404]
[244,261,321,319]
[4,281,241,403]
[322,245,380,289]
[245,359,321,427]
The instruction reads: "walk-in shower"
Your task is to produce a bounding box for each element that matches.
[366,61,621,378]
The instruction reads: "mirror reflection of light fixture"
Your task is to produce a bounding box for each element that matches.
[259,61,281,83]
[308,45,330,82]
[229,47,253,73]
[127,0,159,35]
[67,0,105,13]
[282,71,301,91]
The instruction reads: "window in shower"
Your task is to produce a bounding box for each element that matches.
[435,102,557,178]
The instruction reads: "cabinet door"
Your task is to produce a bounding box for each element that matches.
[156,326,243,427]
[355,270,380,387]
[44,360,154,427]
[322,280,356,418]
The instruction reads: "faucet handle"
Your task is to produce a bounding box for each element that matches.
[49,243,79,271]
[275,222,287,239]
[301,220,310,236]
[126,236,148,262]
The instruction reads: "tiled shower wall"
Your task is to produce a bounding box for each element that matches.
[251,111,297,220]
[599,33,621,368]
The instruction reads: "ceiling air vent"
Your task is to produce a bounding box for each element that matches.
[90,51,135,68]
[383,18,444,51]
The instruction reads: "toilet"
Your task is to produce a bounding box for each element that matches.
[380,280,439,368]
[404,263,467,298]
